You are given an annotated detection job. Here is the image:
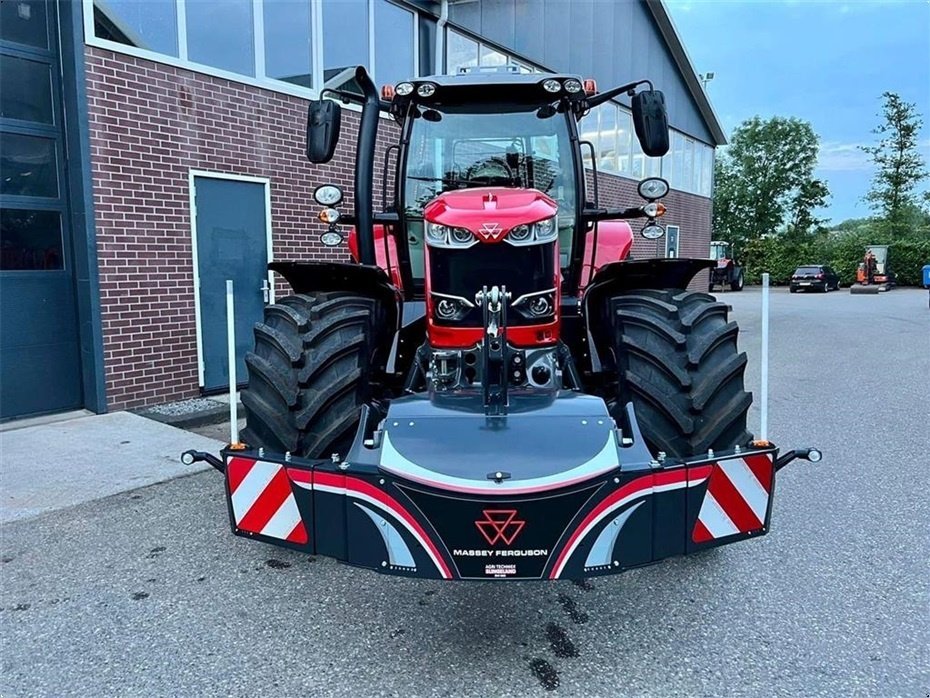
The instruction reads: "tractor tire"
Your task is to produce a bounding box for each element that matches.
[730,270,744,292]
[240,292,383,459]
[607,289,753,460]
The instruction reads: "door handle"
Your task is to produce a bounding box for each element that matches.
[261,279,271,303]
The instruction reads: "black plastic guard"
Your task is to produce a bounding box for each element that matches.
[220,441,779,581]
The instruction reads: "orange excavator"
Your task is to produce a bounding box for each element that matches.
[850,245,894,294]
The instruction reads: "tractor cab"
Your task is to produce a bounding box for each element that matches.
[710,240,731,263]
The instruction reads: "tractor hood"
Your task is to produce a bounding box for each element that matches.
[423,187,557,241]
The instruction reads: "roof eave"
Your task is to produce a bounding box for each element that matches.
[645,0,728,146]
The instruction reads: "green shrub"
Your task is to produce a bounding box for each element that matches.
[739,230,930,286]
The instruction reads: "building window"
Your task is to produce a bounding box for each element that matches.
[93,0,179,57]
[263,0,313,88]
[321,0,368,80]
[0,133,58,198]
[186,0,255,76]
[596,105,617,173]
[374,0,415,88]
[88,0,418,96]
[0,209,63,271]
[479,44,507,67]
[445,28,536,75]
[0,55,53,124]
[1,0,49,50]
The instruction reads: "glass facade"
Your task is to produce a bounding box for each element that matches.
[91,0,419,91]
[580,102,713,197]
[445,29,537,75]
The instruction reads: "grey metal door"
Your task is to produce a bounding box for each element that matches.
[0,0,82,419]
[193,176,269,392]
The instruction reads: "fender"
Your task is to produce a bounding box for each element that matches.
[581,257,716,373]
[270,261,402,341]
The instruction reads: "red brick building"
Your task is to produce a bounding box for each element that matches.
[0,0,725,420]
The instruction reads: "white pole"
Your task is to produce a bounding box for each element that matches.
[760,273,770,442]
[226,279,239,445]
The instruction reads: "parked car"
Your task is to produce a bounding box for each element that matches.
[789,265,840,293]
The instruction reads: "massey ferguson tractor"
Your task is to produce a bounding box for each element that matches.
[184,67,819,581]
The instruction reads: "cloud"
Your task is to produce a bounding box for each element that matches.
[816,142,873,172]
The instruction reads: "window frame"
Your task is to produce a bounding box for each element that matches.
[83,0,420,102]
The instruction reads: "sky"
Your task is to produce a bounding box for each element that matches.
[665,0,930,225]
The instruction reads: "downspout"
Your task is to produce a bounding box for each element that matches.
[435,0,449,75]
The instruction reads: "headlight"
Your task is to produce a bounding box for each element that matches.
[313,184,343,206]
[427,223,448,244]
[505,217,558,246]
[641,224,665,240]
[318,207,340,224]
[637,177,669,200]
[417,82,437,98]
[431,293,473,321]
[425,223,477,248]
[451,227,474,245]
[512,289,556,319]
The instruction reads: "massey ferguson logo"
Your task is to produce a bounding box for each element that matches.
[476,222,504,241]
[475,509,525,545]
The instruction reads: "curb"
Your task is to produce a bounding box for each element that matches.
[135,402,243,430]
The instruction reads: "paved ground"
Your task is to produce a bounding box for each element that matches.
[0,412,217,523]
[2,288,928,697]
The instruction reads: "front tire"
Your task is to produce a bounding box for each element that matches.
[607,290,753,459]
[241,292,382,459]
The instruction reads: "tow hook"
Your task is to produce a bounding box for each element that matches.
[774,447,822,472]
[180,450,225,474]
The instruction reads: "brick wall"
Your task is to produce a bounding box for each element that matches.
[86,47,712,410]
[85,47,389,409]
[587,169,713,289]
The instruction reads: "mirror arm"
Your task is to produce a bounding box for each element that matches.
[583,207,647,222]
[586,79,653,109]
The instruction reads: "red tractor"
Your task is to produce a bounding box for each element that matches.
[708,240,744,292]
[185,67,817,581]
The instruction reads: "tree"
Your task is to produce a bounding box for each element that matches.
[788,178,830,234]
[860,92,928,236]
[713,116,829,249]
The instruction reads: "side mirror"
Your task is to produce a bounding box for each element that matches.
[631,90,669,157]
[306,99,342,163]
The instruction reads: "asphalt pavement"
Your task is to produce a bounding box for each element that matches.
[2,287,928,697]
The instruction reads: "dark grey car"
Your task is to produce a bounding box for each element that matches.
[790,265,839,293]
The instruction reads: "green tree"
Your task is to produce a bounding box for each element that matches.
[713,116,829,248]
[860,92,929,236]
[788,178,830,234]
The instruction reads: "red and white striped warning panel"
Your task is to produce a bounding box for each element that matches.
[692,454,773,543]
[226,457,308,544]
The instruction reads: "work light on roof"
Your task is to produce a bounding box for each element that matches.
[395,82,414,96]
[417,82,437,98]
[542,79,561,93]
[563,78,582,94]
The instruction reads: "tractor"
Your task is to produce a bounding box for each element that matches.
[708,240,744,292]
[184,67,818,581]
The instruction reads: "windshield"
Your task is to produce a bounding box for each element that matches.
[403,105,577,277]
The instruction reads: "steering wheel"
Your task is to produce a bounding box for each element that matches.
[464,157,517,186]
